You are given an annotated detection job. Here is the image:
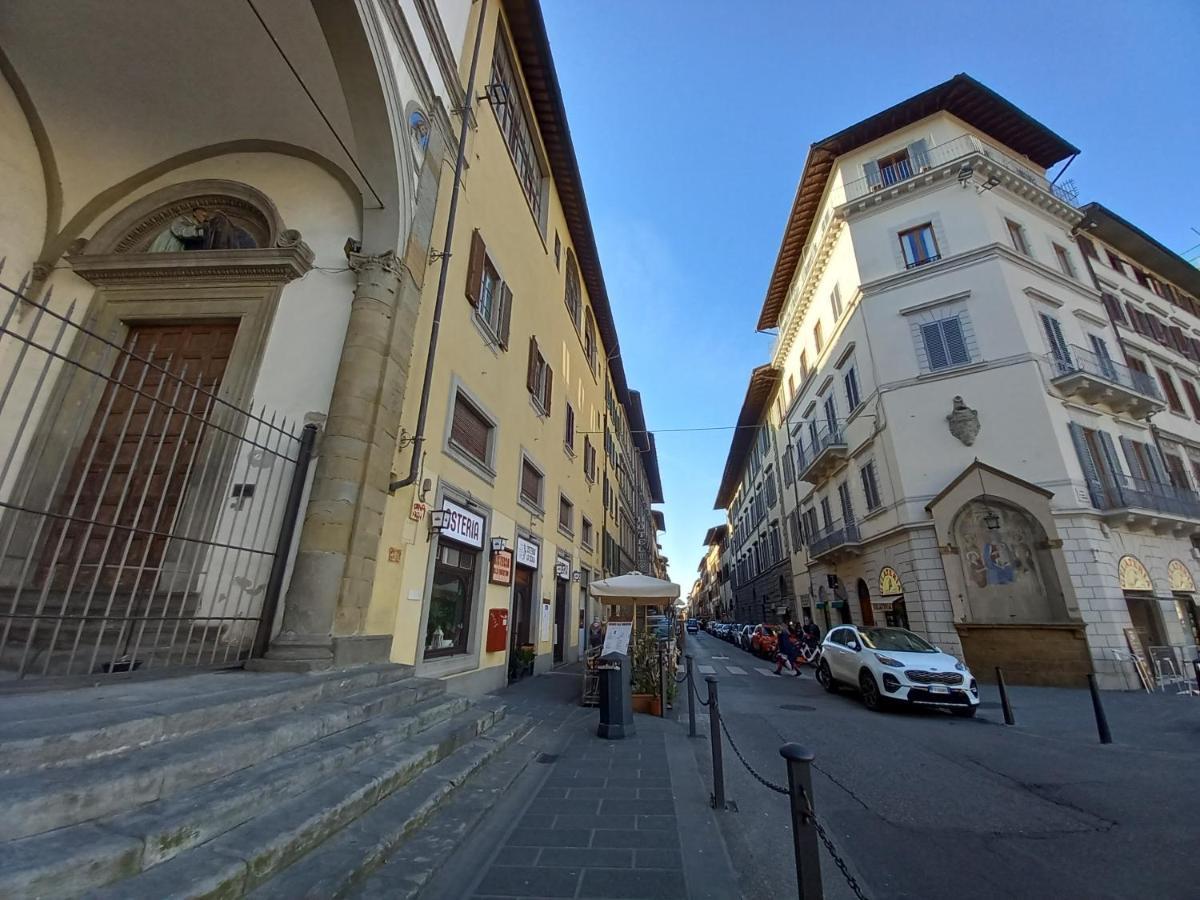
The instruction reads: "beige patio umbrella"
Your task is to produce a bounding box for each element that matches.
[589,571,680,603]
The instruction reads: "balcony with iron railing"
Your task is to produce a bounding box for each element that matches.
[808,518,862,561]
[839,134,1080,208]
[1092,473,1200,529]
[796,421,848,484]
[1045,345,1165,419]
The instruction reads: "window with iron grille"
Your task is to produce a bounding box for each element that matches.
[898,223,939,268]
[489,31,544,221]
[449,391,493,467]
[520,458,543,509]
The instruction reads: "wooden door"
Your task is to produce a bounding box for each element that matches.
[44,320,238,592]
[553,577,567,663]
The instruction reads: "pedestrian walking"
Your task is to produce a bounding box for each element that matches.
[774,624,802,676]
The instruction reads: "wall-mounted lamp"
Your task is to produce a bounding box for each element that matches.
[429,508,447,535]
[976,463,1001,530]
[490,537,509,553]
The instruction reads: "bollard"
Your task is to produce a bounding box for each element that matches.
[995,667,1015,726]
[706,676,725,809]
[1087,673,1112,744]
[686,654,697,738]
[780,744,823,900]
[658,644,667,719]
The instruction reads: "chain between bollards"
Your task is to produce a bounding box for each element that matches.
[686,654,697,737]
[706,675,725,809]
[1087,673,1112,744]
[995,667,1015,726]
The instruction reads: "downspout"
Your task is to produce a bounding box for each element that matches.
[389,0,488,492]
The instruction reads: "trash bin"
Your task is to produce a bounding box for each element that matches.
[597,651,635,739]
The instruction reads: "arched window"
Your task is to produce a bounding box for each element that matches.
[583,307,597,374]
[409,110,430,170]
[564,250,581,331]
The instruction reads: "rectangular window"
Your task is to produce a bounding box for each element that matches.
[783,447,795,486]
[583,436,597,482]
[820,497,832,530]
[581,516,594,549]
[787,374,796,402]
[449,392,493,466]
[1127,355,1148,377]
[789,510,802,548]
[1006,219,1030,256]
[860,461,881,511]
[564,403,575,453]
[1106,251,1124,275]
[554,232,561,269]
[1053,243,1075,278]
[1157,367,1185,414]
[1040,313,1072,368]
[425,538,477,658]
[1183,380,1200,420]
[898,224,939,269]
[489,31,544,221]
[558,494,574,535]
[920,317,970,371]
[1163,453,1192,491]
[823,394,837,431]
[520,458,543,509]
[766,471,778,508]
[465,230,513,349]
[814,321,824,354]
[1089,334,1118,380]
[843,367,861,412]
[527,337,552,414]
[800,350,809,381]
[1101,292,1126,324]
[837,481,854,524]
[830,284,843,320]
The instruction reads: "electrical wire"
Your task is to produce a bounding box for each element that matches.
[244,0,385,209]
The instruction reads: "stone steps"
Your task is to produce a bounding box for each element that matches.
[81,703,520,899]
[1,674,445,841]
[0,692,471,898]
[0,664,413,773]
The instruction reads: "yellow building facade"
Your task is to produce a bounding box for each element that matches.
[365,0,662,694]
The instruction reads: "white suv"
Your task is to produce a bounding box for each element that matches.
[816,625,979,717]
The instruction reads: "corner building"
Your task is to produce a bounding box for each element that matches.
[760,74,1199,688]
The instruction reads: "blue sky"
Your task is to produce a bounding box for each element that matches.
[540,0,1200,587]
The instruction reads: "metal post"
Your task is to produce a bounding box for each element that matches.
[706,675,725,809]
[658,642,667,718]
[1087,673,1112,744]
[253,423,318,659]
[995,667,1015,726]
[686,653,697,737]
[780,743,823,900]
[1193,659,1200,695]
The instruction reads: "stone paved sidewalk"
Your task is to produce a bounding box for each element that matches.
[472,720,686,899]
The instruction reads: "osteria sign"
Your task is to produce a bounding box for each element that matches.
[439,501,484,549]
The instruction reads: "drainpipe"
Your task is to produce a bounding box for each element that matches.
[389,0,488,493]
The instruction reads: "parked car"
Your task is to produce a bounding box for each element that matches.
[737,625,755,651]
[686,619,699,634]
[816,625,979,716]
[750,625,778,658]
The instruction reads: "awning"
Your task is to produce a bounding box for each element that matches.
[589,571,681,604]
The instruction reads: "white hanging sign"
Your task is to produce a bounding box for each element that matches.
[516,537,539,568]
[439,501,484,549]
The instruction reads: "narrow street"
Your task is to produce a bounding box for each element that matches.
[684,630,1200,900]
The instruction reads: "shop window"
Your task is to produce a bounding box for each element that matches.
[425,540,477,658]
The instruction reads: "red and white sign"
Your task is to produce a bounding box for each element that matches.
[439,501,484,549]
[410,500,427,522]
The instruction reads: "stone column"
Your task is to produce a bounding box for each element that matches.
[259,251,415,670]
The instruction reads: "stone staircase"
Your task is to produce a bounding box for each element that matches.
[0,665,533,898]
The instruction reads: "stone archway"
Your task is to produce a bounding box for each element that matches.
[856,578,875,626]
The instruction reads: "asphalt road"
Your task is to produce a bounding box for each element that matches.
[682,630,1200,900]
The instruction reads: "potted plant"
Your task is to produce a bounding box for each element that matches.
[508,643,536,681]
[630,631,663,715]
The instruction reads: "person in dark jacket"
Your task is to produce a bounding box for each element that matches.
[774,625,802,676]
[801,616,821,650]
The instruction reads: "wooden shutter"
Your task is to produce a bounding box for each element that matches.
[907,139,930,170]
[565,404,575,449]
[921,322,948,370]
[497,285,513,350]
[1069,423,1104,507]
[1101,293,1126,324]
[465,229,485,307]
[1077,235,1098,258]
[521,460,540,504]
[862,159,882,189]
[526,336,539,393]
[1040,314,1071,365]
[543,364,553,415]
[942,318,969,365]
[450,394,490,463]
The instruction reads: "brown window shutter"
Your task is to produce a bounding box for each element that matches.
[527,336,538,393]
[497,284,513,350]
[1077,235,1098,258]
[543,364,553,416]
[465,229,485,307]
[521,461,541,505]
[450,394,490,463]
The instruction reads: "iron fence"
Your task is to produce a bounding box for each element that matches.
[0,266,315,680]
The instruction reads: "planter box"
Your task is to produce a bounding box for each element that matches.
[631,693,662,716]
